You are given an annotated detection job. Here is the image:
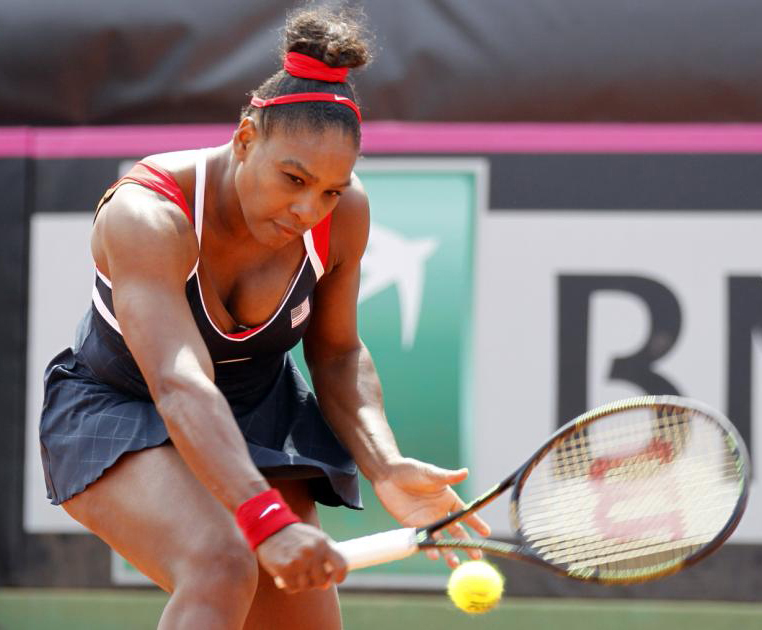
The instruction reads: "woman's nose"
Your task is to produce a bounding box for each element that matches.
[290,199,319,224]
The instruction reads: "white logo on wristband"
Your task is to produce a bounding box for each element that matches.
[260,503,282,519]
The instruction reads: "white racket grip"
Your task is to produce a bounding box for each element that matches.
[335,527,419,570]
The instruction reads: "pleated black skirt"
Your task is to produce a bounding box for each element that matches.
[39,348,362,509]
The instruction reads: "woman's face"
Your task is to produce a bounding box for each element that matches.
[233,119,358,248]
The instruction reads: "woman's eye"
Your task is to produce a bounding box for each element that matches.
[286,173,304,185]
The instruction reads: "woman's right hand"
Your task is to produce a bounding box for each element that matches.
[256,523,347,593]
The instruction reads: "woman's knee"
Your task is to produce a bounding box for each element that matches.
[175,528,259,598]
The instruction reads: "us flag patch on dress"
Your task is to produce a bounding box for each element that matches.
[290,298,310,328]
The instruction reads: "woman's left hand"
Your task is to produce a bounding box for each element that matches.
[372,457,492,568]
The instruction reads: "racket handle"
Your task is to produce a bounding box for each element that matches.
[334,527,419,570]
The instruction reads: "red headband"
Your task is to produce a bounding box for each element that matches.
[284,52,349,83]
[249,93,362,122]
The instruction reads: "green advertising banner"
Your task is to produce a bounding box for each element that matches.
[302,158,486,584]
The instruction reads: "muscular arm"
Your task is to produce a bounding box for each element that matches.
[302,183,403,482]
[94,187,268,511]
[304,181,490,556]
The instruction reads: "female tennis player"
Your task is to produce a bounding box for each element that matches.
[38,6,488,629]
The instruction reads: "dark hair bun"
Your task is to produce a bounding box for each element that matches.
[283,6,372,69]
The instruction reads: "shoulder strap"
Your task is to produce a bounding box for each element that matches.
[306,213,333,278]
[95,161,193,224]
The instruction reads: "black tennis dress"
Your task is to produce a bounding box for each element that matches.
[39,152,361,509]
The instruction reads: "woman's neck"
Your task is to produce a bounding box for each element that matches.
[205,143,251,240]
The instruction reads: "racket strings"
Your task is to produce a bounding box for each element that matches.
[520,486,739,540]
[548,536,707,566]
[520,482,736,554]
[525,524,719,558]
[518,459,742,517]
[551,411,691,481]
[517,405,744,580]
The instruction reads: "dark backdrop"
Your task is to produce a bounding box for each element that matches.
[2,0,762,125]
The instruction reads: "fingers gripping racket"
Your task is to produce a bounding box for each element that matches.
[335,396,750,584]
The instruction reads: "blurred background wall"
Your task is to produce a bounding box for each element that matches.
[2,0,762,124]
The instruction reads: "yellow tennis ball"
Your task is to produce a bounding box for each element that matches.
[447,560,504,614]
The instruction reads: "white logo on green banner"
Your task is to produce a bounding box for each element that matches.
[359,224,439,350]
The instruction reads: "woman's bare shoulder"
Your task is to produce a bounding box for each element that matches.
[326,172,370,271]
[139,148,200,190]
[92,183,199,280]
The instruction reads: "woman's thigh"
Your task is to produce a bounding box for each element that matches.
[244,478,343,630]
[64,448,342,629]
[62,443,253,593]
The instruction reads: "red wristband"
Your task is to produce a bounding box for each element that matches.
[235,488,301,551]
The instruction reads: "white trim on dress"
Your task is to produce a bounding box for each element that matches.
[303,229,325,280]
[92,285,122,334]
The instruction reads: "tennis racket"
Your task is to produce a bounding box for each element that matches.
[335,395,750,584]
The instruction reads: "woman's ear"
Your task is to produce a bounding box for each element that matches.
[233,117,258,160]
